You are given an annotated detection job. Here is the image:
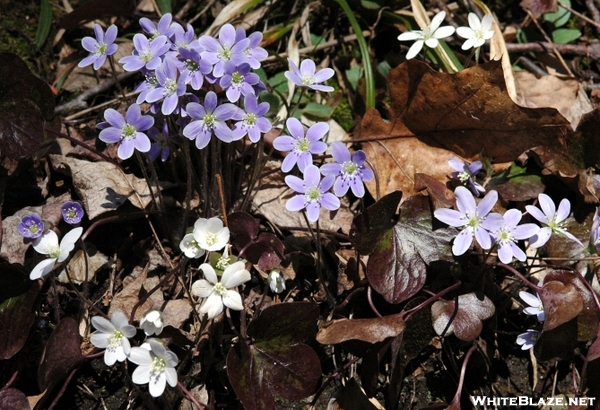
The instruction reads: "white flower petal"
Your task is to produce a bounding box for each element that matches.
[200,294,224,319]
[57,227,83,262]
[191,279,214,298]
[405,40,424,59]
[90,332,110,349]
[33,231,59,255]
[165,367,178,387]
[432,26,455,39]
[221,262,251,288]
[128,347,153,366]
[132,365,151,385]
[149,373,167,397]
[199,263,218,284]
[30,258,57,280]
[430,11,446,31]
[222,290,244,311]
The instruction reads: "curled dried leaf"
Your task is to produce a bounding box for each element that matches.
[431,293,495,341]
[316,315,406,345]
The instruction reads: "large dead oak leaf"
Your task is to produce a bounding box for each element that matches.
[358,60,572,198]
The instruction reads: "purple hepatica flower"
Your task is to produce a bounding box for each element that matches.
[145,57,187,115]
[231,95,271,142]
[220,62,260,103]
[448,158,485,196]
[235,27,268,69]
[79,24,118,70]
[119,34,170,72]
[525,193,583,248]
[183,91,238,149]
[198,24,249,78]
[148,121,171,162]
[135,69,159,104]
[492,209,539,264]
[434,186,504,256]
[285,165,340,222]
[519,291,545,322]
[516,329,539,350]
[171,23,200,52]
[320,142,374,198]
[98,104,154,160]
[590,208,600,253]
[18,213,44,239]
[139,13,176,40]
[178,47,212,90]
[273,118,328,173]
[61,201,84,225]
[285,58,334,92]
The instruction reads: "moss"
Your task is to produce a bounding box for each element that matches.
[331,94,355,132]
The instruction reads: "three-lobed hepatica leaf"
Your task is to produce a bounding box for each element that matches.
[366,195,456,304]
[0,52,55,160]
[539,270,599,341]
[227,212,284,270]
[431,293,495,341]
[0,264,40,360]
[0,388,30,410]
[226,302,321,410]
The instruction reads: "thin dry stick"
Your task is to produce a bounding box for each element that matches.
[585,0,600,34]
[562,3,600,29]
[215,174,228,225]
[527,10,574,75]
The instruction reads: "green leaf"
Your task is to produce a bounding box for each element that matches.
[544,0,571,27]
[345,65,363,93]
[268,71,288,95]
[302,102,333,120]
[155,0,172,14]
[360,0,380,9]
[552,28,581,44]
[36,0,52,49]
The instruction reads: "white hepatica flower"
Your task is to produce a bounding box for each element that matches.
[140,309,165,336]
[516,329,539,350]
[519,291,545,322]
[191,261,251,319]
[179,233,205,258]
[456,13,494,50]
[90,310,137,366]
[30,227,83,280]
[129,338,179,397]
[397,11,456,59]
[193,217,230,252]
[525,193,583,248]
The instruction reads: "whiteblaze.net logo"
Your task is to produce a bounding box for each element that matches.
[470,396,596,407]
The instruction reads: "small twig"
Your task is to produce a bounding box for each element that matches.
[47,367,78,410]
[189,0,219,26]
[44,126,121,167]
[178,381,205,409]
[527,10,573,75]
[516,56,549,76]
[585,0,600,34]
[54,71,137,116]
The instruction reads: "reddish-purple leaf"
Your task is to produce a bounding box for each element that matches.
[38,317,85,391]
[228,212,284,270]
[431,293,495,341]
[228,303,321,408]
[367,195,455,304]
[520,0,557,18]
[0,388,31,410]
[228,212,259,250]
[414,173,455,209]
[0,265,39,360]
[349,191,401,255]
[540,270,599,340]
[316,314,406,344]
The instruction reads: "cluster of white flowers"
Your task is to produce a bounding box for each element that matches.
[397,11,494,60]
[179,217,230,258]
[90,309,176,397]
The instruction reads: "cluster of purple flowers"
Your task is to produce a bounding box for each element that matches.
[81,16,275,160]
[434,187,584,262]
[274,118,374,223]
[18,201,85,239]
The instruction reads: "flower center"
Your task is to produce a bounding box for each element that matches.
[231,71,244,86]
[107,330,123,351]
[95,42,108,56]
[27,223,39,234]
[149,357,166,381]
[146,73,158,87]
[300,73,316,85]
[458,171,472,183]
[342,161,359,176]
[497,227,513,242]
[164,78,177,95]
[121,124,136,140]
[205,232,218,246]
[305,186,321,202]
[213,281,228,296]
[465,212,482,229]
[243,113,257,126]
[203,114,216,129]
[185,59,198,73]
[140,50,153,63]
[295,138,310,153]
[218,47,232,61]
[66,207,78,221]
[46,244,62,259]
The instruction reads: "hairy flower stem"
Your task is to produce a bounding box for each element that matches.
[302,212,335,306]
[496,262,542,293]
[178,381,205,409]
[135,151,163,214]
[108,55,127,100]
[402,280,462,321]
[449,341,478,408]
[287,87,306,120]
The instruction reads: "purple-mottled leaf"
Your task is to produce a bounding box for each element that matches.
[228,212,284,270]
[349,191,402,255]
[0,388,31,410]
[227,302,321,409]
[367,195,456,304]
[0,264,39,360]
[431,293,495,341]
[38,317,85,391]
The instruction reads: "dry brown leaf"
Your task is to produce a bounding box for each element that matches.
[49,155,168,219]
[358,60,572,198]
[58,245,109,284]
[316,315,405,345]
[252,160,354,233]
[514,71,593,128]
[520,0,558,18]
